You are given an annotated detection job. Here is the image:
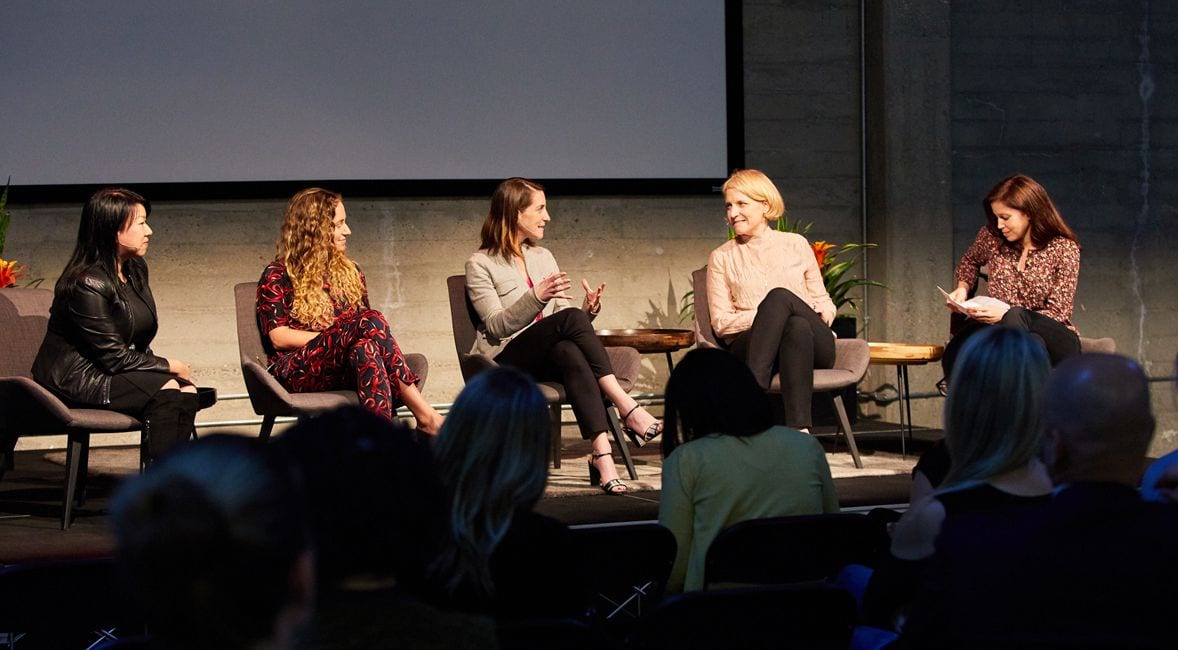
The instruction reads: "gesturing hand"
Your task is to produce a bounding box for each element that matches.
[534,272,573,302]
[582,279,605,314]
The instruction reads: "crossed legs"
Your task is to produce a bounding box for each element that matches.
[728,288,836,430]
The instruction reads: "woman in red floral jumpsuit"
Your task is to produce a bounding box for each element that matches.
[256,188,444,434]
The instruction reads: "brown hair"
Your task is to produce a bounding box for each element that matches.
[276,188,364,329]
[983,174,1077,249]
[479,177,545,259]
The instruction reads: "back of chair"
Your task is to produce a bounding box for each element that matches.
[446,274,495,382]
[0,287,53,379]
[0,557,144,634]
[233,281,300,418]
[690,267,721,349]
[1079,336,1116,354]
[233,282,269,366]
[571,523,677,621]
[704,513,888,589]
[630,583,856,650]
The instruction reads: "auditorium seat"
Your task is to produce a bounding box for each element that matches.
[0,557,145,644]
[628,583,856,650]
[571,523,676,623]
[232,282,429,439]
[703,512,889,590]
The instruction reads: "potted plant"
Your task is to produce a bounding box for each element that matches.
[0,178,42,288]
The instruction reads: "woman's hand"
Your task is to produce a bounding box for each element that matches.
[944,285,974,315]
[582,279,605,314]
[966,303,1010,324]
[168,358,194,382]
[533,272,572,302]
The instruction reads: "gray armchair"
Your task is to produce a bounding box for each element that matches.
[233,282,429,439]
[0,288,143,529]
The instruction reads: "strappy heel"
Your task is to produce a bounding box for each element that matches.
[589,452,628,495]
[621,404,663,447]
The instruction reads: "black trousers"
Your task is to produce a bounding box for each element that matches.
[494,308,615,439]
[727,288,836,429]
[941,306,1081,378]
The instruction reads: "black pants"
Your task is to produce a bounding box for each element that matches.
[495,308,614,439]
[941,306,1081,378]
[727,288,836,429]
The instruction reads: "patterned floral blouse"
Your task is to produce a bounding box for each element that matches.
[955,226,1080,333]
[256,260,369,364]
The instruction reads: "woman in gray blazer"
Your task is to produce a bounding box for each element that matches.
[464,177,661,494]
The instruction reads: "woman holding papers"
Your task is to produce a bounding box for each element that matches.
[942,174,1081,379]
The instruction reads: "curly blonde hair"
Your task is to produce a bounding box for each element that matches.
[276,188,364,329]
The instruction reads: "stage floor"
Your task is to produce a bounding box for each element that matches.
[0,419,940,565]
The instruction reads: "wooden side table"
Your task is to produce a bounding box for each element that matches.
[868,342,945,456]
[595,328,696,372]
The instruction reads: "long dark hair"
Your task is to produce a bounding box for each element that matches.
[58,188,150,294]
[479,177,545,259]
[661,348,773,458]
[983,174,1077,249]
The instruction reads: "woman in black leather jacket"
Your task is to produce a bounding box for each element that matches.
[32,188,198,463]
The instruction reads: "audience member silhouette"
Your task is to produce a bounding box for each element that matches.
[862,327,1054,629]
[428,367,591,619]
[270,407,497,649]
[658,348,838,593]
[110,435,312,650]
[900,353,1178,649]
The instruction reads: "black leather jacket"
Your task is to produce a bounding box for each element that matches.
[31,260,171,406]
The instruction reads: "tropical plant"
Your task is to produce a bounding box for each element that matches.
[0,178,43,288]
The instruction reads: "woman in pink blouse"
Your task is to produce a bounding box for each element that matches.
[256,188,444,434]
[942,174,1081,379]
[707,169,836,431]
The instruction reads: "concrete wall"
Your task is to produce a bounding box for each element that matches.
[5,0,1175,450]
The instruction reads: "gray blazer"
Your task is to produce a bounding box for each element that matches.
[464,245,595,358]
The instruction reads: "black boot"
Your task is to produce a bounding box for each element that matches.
[178,392,201,441]
[141,390,192,466]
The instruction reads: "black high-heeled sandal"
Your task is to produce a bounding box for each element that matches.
[621,405,662,447]
[589,452,628,495]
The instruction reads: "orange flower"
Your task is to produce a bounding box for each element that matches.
[811,241,835,268]
[0,258,26,288]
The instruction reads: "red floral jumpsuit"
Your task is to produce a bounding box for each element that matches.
[256,261,418,420]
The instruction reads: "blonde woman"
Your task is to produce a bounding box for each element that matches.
[256,188,443,433]
[707,169,836,431]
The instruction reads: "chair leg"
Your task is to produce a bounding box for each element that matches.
[549,404,563,469]
[77,436,91,506]
[607,406,638,480]
[831,394,863,469]
[62,432,89,530]
[258,415,276,442]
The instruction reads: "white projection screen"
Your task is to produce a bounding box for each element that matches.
[2,1,738,196]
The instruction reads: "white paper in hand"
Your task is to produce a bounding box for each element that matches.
[938,286,1009,314]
